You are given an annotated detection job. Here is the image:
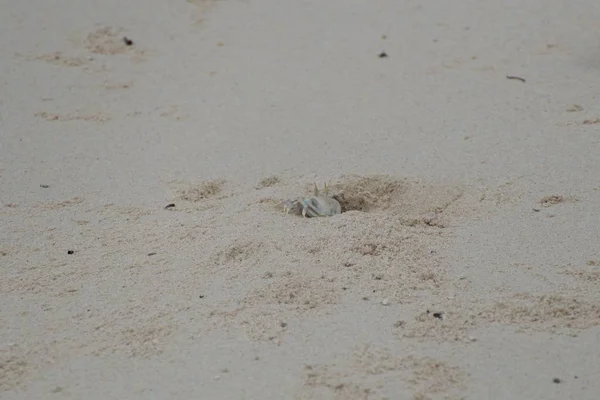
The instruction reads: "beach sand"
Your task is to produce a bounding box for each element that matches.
[1,0,600,399]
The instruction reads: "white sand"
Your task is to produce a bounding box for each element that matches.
[2,0,600,399]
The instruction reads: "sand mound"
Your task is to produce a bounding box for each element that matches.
[331,175,406,213]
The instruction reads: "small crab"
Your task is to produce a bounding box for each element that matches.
[283,183,342,218]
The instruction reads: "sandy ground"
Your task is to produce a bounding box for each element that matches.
[1,0,600,399]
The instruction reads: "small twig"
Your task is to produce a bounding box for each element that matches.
[506,75,526,83]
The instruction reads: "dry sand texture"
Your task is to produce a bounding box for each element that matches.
[2,0,600,399]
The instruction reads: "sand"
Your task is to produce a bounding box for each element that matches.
[1,0,600,399]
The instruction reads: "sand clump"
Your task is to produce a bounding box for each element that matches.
[178,179,225,202]
[540,195,565,207]
[243,273,340,310]
[479,294,600,332]
[329,175,406,213]
[396,309,478,343]
[538,194,578,208]
[257,175,281,188]
[397,292,600,344]
[301,346,466,399]
[0,351,28,392]
[84,26,132,55]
